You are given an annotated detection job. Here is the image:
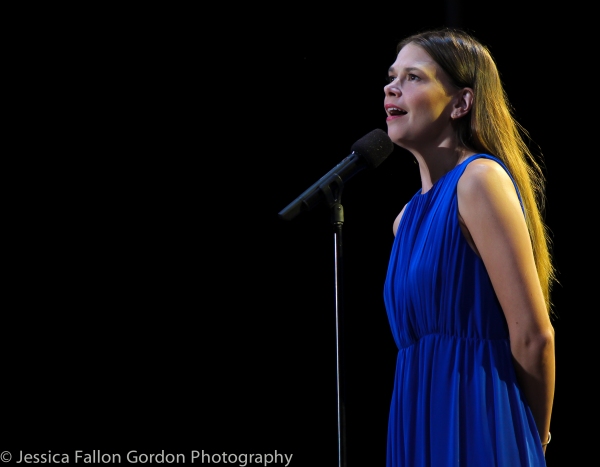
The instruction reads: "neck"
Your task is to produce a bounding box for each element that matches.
[412,146,477,194]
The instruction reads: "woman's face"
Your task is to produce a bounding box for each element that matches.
[384,42,459,152]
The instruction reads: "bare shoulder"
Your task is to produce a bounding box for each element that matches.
[457,157,520,214]
[392,204,407,237]
[457,157,524,252]
[458,158,513,197]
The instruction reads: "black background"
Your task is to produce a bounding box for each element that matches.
[5,2,593,466]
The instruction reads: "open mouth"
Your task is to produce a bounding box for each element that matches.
[387,107,407,116]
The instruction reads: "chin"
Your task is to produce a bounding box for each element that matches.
[387,128,406,146]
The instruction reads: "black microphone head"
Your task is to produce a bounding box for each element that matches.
[351,129,394,169]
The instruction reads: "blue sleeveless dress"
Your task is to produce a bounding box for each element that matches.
[383,154,546,466]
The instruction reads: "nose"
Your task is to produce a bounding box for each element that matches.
[384,79,401,97]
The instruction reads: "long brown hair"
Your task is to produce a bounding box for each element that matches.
[397,27,557,315]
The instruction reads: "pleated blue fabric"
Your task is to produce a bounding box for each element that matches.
[383,154,545,466]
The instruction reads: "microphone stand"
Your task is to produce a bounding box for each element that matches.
[319,174,347,467]
[277,129,392,467]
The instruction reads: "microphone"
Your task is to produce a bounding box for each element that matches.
[278,129,393,221]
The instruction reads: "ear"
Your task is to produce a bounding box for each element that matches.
[451,87,474,119]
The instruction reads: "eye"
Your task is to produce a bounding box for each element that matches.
[386,75,397,84]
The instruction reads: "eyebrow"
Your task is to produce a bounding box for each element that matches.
[388,66,421,74]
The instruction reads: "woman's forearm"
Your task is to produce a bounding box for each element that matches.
[510,326,555,448]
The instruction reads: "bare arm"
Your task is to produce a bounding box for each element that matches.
[457,159,555,452]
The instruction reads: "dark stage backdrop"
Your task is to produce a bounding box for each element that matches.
[5,3,590,467]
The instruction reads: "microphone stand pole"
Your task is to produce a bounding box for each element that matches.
[320,176,347,467]
[277,130,392,466]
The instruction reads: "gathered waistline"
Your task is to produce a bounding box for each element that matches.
[397,332,510,351]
